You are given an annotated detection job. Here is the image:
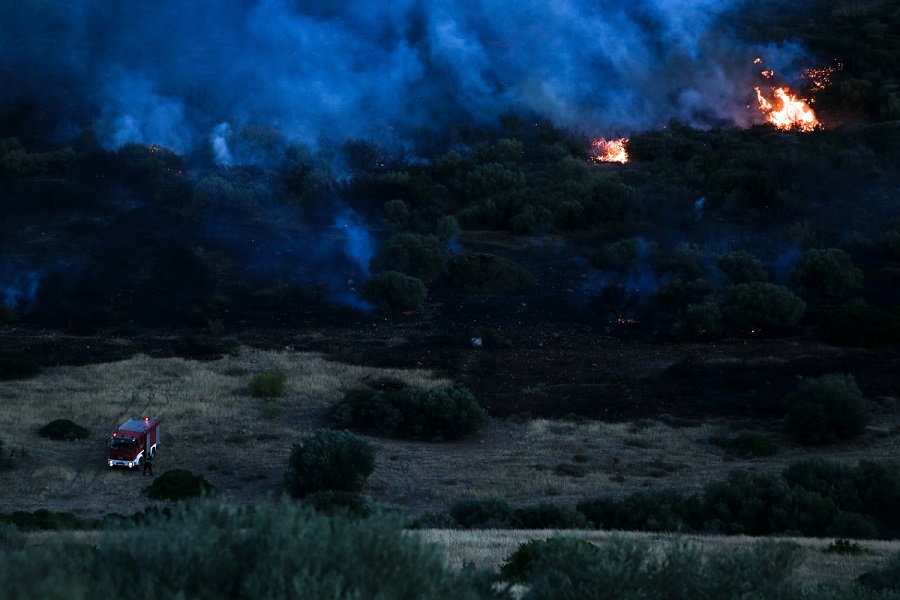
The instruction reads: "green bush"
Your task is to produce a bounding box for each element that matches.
[37,419,89,441]
[857,552,900,593]
[447,253,534,293]
[146,469,216,501]
[285,429,375,498]
[330,386,488,441]
[0,349,42,380]
[576,489,702,532]
[506,535,805,600]
[513,503,593,529]
[721,432,777,458]
[717,250,769,284]
[301,491,373,518]
[0,509,97,532]
[723,282,806,333]
[672,299,725,339]
[248,368,287,397]
[370,232,447,280]
[361,270,427,313]
[823,304,900,347]
[499,537,601,584]
[449,498,518,529]
[793,248,864,299]
[784,373,871,444]
[0,501,492,600]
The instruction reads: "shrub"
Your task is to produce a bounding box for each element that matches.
[330,386,488,441]
[505,535,805,600]
[449,498,518,529]
[784,373,871,444]
[301,491,373,518]
[577,489,702,532]
[723,282,806,333]
[0,501,492,600]
[857,552,900,593]
[792,248,864,299]
[285,429,375,498]
[37,419,89,441]
[361,270,427,313]
[447,253,534,293]
[718,250,769,284]
[514,503,593,529]
[822,538,866,556]
[370,232,446,280]
[721,432,777,458]
[672,299,725,339]
[0,349,41,380]
[499,537,601,584]
[248,368,287,397]
[146,470,216,501]
[702,469,791,535]
[823,304,900,347]
[0,509,95,532]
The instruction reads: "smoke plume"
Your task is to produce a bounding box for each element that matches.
[1,0,796,153]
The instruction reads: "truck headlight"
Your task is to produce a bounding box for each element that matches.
[128,462,133,468]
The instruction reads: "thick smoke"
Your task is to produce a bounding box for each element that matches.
[1,0,788,153]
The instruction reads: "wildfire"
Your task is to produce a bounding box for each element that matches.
[591,137,629,164]
[755,86,820,132]
[802,63,842,92]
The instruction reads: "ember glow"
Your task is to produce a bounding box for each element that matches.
[802,63,842,92]
[755,87,820,132]
[591,137,630,164]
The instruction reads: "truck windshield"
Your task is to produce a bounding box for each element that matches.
[110,439,135,450]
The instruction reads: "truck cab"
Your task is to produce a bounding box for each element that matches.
[108,416,161,469]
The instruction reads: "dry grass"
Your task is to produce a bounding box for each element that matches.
[2,348,900,563]
[0,348,448,516]
[418,529,900,584]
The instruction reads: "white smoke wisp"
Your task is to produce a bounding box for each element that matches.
[211,123,234,167]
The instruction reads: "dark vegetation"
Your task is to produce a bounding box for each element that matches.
[36,419,89,441]
[421,456,900,539]
[330,385,488,441]
[1,1,900,596]
[145,469,216,501]
[247,368,287,398]
[285,429,376,498]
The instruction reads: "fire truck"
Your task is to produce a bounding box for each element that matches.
[107,416,161,469]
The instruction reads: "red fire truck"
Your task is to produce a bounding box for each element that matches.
[107,416,161,469]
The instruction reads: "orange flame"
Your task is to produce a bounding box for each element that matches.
[755,86,820,131]
[591,137,629,163]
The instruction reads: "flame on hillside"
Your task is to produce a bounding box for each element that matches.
[755,86,820,132]
[591,137,629,163]
[752,57,822,132]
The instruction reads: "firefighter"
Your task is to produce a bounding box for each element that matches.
[143,455,154,477]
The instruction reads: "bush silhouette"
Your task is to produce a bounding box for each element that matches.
[248,369,287,397]
[286,429,375,498]
[146,470,216,501]
[330,386,488,441]
[0,350,41,381]
[361,271,427,313]
[792,248,864,299]
[447,253,534,293]
[370,233,446,280]
[723,282,806,333]
[784,373,870,444]
[37,419,89,441]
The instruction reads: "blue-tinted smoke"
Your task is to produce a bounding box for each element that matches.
[0,261,40,309]
[0,0,779,153]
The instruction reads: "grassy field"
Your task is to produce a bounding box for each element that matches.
[2,346,900,586]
